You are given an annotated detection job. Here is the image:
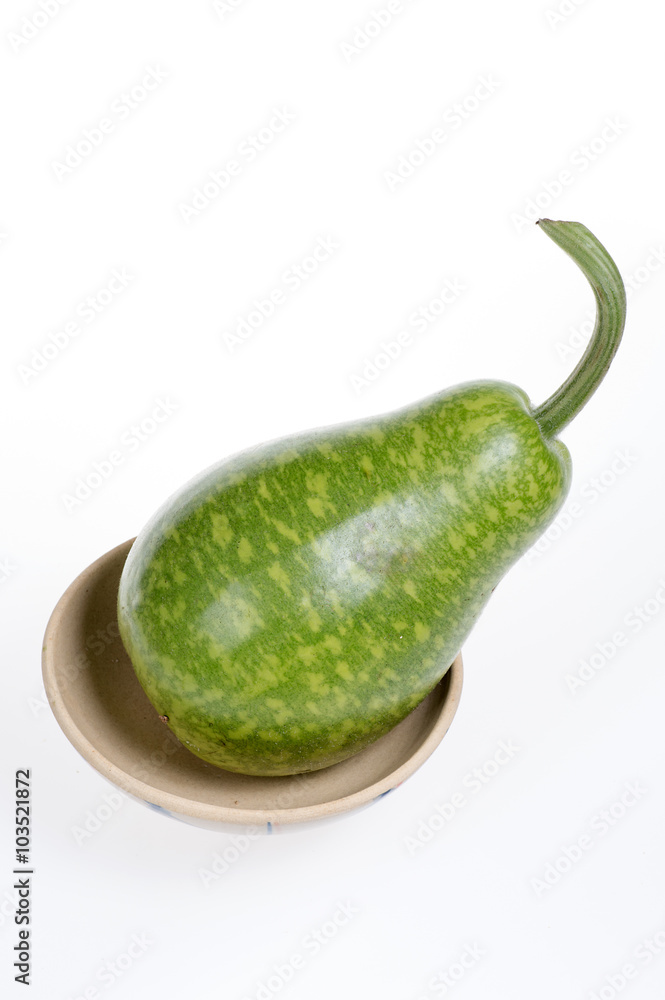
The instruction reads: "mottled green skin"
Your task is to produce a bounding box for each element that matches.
[118,381,571,775]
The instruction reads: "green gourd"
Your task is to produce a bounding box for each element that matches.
[118,220,626,776]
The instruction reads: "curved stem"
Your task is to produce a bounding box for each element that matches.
[532,219,626,439]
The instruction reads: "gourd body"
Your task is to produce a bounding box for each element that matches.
[118,381,570,776]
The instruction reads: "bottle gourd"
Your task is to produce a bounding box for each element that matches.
[118,220,626,776]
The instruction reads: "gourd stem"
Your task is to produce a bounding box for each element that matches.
[532,219,626,439]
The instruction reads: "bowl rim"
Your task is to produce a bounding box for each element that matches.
[42,539,464,826]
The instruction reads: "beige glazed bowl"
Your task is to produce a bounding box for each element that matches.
[42,540,463,833]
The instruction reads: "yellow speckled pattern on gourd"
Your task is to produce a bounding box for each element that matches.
[118,382,569,775]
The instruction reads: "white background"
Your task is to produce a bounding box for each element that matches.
[2,1,665,998]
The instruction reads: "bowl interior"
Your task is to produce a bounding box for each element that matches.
[42,540,463,825]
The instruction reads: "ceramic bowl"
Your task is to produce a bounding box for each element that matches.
[42,539,463,832]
